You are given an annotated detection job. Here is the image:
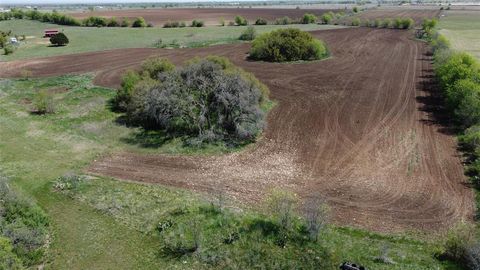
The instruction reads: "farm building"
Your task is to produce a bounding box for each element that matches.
[44,29,59,38]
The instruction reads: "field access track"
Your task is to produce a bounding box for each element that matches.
[0,28,473,232]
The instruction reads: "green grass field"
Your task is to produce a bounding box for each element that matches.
[0,19,344,61]
[0,75,462,269]
[439,10,480,59]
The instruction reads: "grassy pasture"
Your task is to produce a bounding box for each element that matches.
[439,10,480,59]
[0,19,344,61]
[0,75,461,269]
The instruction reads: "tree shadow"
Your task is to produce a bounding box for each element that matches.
[415,52,460,136]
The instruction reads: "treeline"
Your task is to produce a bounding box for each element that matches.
[350,17,414,29]
[0,8,151,28]
[424,18,480,269]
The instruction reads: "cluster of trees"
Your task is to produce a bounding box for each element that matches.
[249,28,329,62]
[0,8,151,28]
[0,176,49,268]
[112,56,269,145]
[0,8,82,26]
[424,20,480,269]
[0,30,14,55]
[349,17,414,29]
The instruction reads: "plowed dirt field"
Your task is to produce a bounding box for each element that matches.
[0,28,473,232]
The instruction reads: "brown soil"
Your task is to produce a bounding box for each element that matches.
[0,28,473,233]
[70,8,338,26]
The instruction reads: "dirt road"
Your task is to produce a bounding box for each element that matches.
[0,28,473,232]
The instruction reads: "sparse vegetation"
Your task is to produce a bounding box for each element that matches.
[250,28,328,62]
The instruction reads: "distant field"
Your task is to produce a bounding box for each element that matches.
[439,10,480,59]
[69,7,338,26]
[0,19,344,61]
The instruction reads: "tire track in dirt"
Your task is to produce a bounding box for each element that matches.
[0,27,473,232]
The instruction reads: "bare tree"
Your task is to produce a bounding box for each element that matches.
[302,194,330,242]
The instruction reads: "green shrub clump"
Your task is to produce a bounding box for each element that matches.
[249,28,328,62]
[132,17,147,27]
[235,15,248,26]
[321,13,333,24]
[163,21,186,28]
[275,16,293,25]
[191,19,205,27]
[49,32,69,46]
[32,89,55,114]
[255,18,268,25]
[301,13,317,24]
[113,56,269,145]
[0,176,49,267]
[239,26,257,41]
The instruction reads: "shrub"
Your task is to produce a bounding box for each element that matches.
[140,56,176,80]
[219,17,225,26]
[3,44,14,55]
[49,32,69,46]
[239,26,257,41]
[0,237,23,270]
[353,6,359,13]
[374,18,382,28]
[255,18,268,25]
[111,70,142,112]
[351,18,361,26]
[302,13,317,24]
[393,17,403,29]
[435,52,479,91]
[82,16,107,27]
[32,89,55,114]
[235,15,248,26]
[191,19,204,27]
[401,17,414,29]
[249,28,328,62]
[382,18,393,28]
[302,195,330,242]
[275,16,292,25]
[442,222,477,263]
[53,173,86,191]
[124,57,266,144]
[107,17,119,27]
[132,17,147,27]
[320,13,332,24]
[120,18,130,27]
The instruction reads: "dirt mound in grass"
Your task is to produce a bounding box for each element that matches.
[0,27,473,232]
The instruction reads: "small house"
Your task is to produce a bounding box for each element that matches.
[44,29,59,38]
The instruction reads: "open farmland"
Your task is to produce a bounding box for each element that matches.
[1,27,472,233]
[69,7,338,26]
[439,10,480,59]
[356,8,440,25]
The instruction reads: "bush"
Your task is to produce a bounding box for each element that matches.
[0,176,49,266]
[120,18,130,27]
[82,16,107,27]
[255,18,268,25]
[249,28,328,62]
[435,52,479,91]
[111,70,142,112]
[123,57,266,144]
[239,26,257,41]
[32,89,55,114]
[3,44,14,55]
[53,173,86,191]
[321,13,333,24]
[442,223,477,264]
[50,32,69,46]
[351,18,361,26]
[302,13,317,24]
[132,17,147,27]
[275,16,292,25]
[140,56,176,80]
[163,21,186,28]
[353,6,359,13]
[401,17,414,29]
[235,15,248,26]
[107,17,119,27]
[191,19,204,27]
[0,237,23,270]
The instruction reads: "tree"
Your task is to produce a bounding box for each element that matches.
[191,20,204,27]
[120,57,267,144]
[353,6,359,13]
[234,15,248,26]
[255,18,268,25]
[249,28,328,62]
[320,13,332,24]
[107,17,119,27]
[132,17,147,27]
[49,32,69,46]
[302,13,317,24]
[120,18,130,27]
[239,26,256,41]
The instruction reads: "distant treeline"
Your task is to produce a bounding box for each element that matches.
[0,9,150,28]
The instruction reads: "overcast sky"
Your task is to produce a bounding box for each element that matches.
[2,0,259,4]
